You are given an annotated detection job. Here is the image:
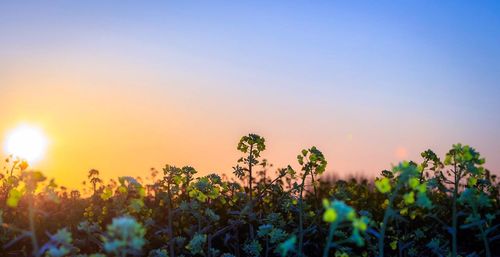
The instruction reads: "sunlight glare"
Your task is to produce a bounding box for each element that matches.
[4,124,49,164]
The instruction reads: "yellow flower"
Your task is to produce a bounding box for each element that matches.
[381,199,389,209]
[390,240,398,250]
[404,192,415,205]
[323,208,338,223]
[347,210,356,221]
[468,177,478,187]
[19,160,29,171]
[7,188,23,208]
[375,178,391,193]
[353,218,367,232]
[322,198,330,208]
[416,183,427,193]
[408,178,419,189]
[118,186,127,193]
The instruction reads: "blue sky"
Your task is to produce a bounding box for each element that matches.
[1,1,499,184]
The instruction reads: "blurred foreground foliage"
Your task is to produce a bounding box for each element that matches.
[0,135,498,257]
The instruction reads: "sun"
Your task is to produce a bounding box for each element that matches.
[4,124,49,164]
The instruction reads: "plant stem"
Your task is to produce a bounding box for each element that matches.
[249,145,253,203]
[208,234,212,257]
[167,182,175,257]
[247,145,255,239]
[298,171,308,257]
[28,194,39,256]
[310,172,319,211]
[473,204,491,257]
[378,183,401,257]
[322,221,338,257]
[451,157,458,257]
[265,237,269,257]
[480,224,491,257]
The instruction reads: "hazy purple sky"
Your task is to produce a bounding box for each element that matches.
[1,1,499,186]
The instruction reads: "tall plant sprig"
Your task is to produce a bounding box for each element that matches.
[24,171,48,256]
[158,165,198,257]
[185,173,230,257]
[181,166,197,201]
[88,169,103,197]
[439,144,485,257]
[419,150,443,183]
[161,165,183,257]
[233,134,266,239]
[295,146,327,257]
[234,134,266,202]
[375,161,433,257]
[1,157,25,206]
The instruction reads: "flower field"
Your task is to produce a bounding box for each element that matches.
[1,134,498,257]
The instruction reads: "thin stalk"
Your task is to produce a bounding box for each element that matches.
[168,207,174,257]
[322,221,339,257]
[298,171,308,257]
[247,145,255,239]
[479,225,491,257]
[235,228,241,257]
[472,204,491,257]
[265,237,269,257]
[310,172,319,210]
[207,234,212,257]
[378,182,402,257]
[9,164,15,177]
[28,194,39,256]
[248,145,253,203]
[167,182,175,257]
[451,155,458,257]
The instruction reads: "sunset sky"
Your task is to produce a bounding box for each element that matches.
[1,1,499,188]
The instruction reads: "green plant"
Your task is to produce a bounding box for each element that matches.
[375,162,432,257]
[102,216,146,256]
[322,199,369,257]
[88,169,102,197]
[458,187,497,257]
[0,136,498,257]
[294,146,327,257]
[234,134,266,203]
[440,144,486,257]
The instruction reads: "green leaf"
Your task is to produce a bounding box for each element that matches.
[7,188,23,208]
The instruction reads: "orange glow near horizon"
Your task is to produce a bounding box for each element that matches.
[1,79,499,190]
[1,1,499,189]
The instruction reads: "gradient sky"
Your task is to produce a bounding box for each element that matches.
[1,1,499,188]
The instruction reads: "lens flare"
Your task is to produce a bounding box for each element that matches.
[4,124,49,164]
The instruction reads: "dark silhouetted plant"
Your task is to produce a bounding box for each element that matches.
[294,146,327,257]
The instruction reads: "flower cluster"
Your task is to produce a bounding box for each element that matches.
[322,199,369,246]
[102,216,146,256]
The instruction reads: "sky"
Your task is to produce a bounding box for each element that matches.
[1,1,499,188]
